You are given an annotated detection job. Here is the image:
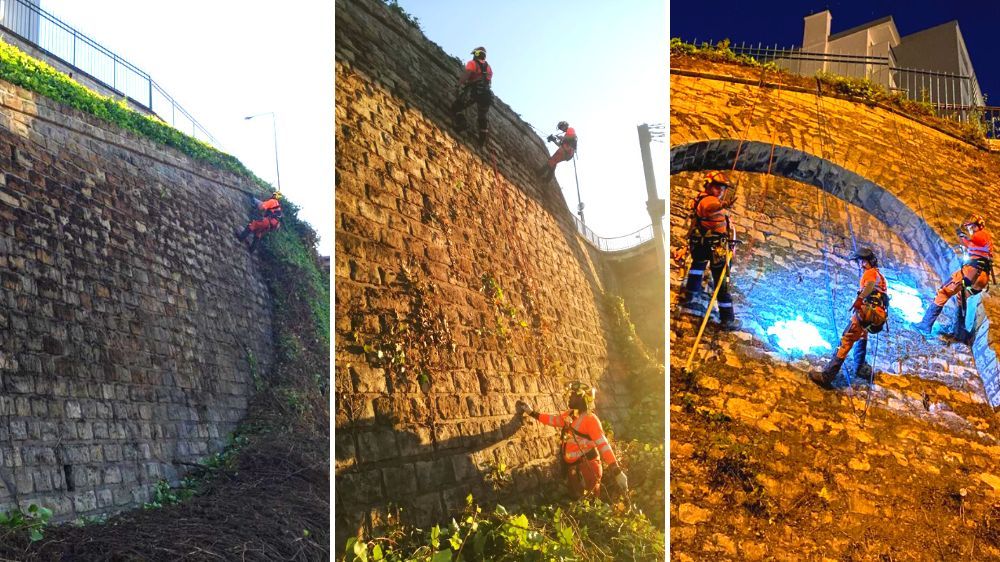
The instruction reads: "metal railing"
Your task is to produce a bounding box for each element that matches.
[0,0,219,147]
[574,217,655,252]
[684,40,998,137]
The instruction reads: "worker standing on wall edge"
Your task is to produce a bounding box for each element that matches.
[811,248,889,389]
[450,46,493,147]
[678,171,739,330]
[234,191,283,253]
[516,381,628,499]
[915,214,993,342]
[538,121,577,179]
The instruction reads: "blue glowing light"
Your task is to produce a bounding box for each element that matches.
[889,283,925,324]
[766,316,832,355]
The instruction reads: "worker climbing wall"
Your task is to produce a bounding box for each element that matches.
[670,59,1000,406]
[0,81,273,517]
[335,0,652,543]
[671,171,986,400]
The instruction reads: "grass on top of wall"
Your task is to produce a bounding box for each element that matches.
[0,40,269,185]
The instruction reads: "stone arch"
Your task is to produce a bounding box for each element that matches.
[671,139,1000,406]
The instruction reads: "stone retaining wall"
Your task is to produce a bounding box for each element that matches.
[670,60,1000,405]
[0,73,272,520]
[335,0,646,544]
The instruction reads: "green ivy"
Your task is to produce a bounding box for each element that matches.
[0,41,272,189]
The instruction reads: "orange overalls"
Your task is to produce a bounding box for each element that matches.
[934,229,993,306]
[248,197,282,238]
[536,410,617,497]
[546,127,577,171]
[835,268,888,360]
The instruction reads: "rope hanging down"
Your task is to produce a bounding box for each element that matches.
[683,66,771,372]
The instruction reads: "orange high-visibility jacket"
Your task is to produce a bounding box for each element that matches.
[692,191,728,235]
[859,268,887,294]
[536,410,617,466]
[259,197,282,217]
[961,229,993,260]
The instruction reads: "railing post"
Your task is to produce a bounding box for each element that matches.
[72,29,76,66]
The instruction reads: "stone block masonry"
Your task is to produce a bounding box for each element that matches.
[0,72,273,518]
[670,58,1000,405]
[335,0,649,545]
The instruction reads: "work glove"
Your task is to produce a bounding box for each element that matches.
[515,400,535,417]
[608,464,628,491]
[720,190,738,209]
[956,227,968,239]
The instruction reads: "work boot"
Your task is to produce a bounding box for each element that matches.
[719,318,742,332]
[248,235,261,253]
[234,226,251,242]
[915,303,943,336]
[477,128,488,147]
[810,353,844,389]
[852,339,872,381]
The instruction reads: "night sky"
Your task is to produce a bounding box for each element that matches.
[671,1,1000,105]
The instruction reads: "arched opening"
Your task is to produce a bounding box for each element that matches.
[671,140,998,405]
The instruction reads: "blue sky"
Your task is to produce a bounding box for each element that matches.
[396,0,668,239]
[39,0,334,255]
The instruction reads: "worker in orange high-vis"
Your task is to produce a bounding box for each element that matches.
[678,171,739,330]
[234,191,283,252]
[516,381,627,498]
[811,248,889,388]
[538,121,577,179]
[916,214,993,339]
[450,46,493,146]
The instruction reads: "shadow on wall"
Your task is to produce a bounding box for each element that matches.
[670,140,997,402]
[334,409,550,551]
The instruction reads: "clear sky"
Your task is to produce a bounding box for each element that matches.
[396,0,668,239]
[671,1,1000,106]
[39,0,334,256]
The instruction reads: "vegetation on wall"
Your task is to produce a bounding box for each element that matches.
[0,39,331,560]
[670,38,990,146]
[0,41,269,184]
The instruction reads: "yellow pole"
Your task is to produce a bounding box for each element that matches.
[683,250,732,373]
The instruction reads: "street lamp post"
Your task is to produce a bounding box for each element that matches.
[244,112,281,191]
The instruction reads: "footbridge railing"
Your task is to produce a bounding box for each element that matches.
[0,0,220,147]
[574,217,654,252]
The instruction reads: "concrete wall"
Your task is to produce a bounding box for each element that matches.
[335,0,645,544]
[670,60,1000,406]
[0,74,272,519]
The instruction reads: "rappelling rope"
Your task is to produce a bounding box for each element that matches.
[682,68,772,371]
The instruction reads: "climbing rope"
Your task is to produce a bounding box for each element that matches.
[683,249,734,373]
[682,67,772,371]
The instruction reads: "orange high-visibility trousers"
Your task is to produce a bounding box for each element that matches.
[835,314,868,360]
[567,458,602,498]
[248,217,280,238]
[934,265,988,306]
[547,145,575,170]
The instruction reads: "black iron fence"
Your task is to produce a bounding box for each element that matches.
[0,0,219,146]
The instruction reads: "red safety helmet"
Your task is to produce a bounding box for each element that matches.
[963,214,986,229]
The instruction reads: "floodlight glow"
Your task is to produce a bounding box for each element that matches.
[766,316,832,355]
[889,283,925,324]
